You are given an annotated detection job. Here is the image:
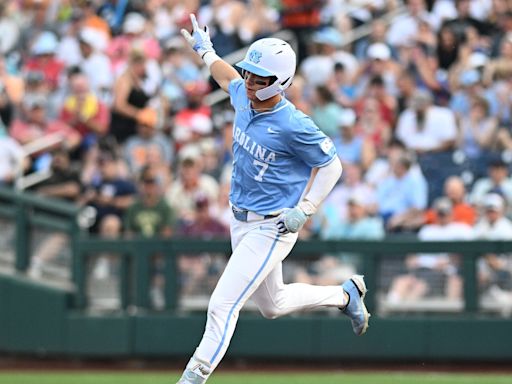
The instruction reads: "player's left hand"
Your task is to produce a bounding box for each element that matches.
[180,14,215,58]
[276,207,308,234]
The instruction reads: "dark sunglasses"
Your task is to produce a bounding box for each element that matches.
[142,178,157,184]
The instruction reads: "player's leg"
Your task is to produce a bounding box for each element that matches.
[252,255,370,335]
[251,260,347,319]
[177,222,297,383]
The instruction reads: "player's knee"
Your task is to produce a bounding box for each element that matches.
[207,295,232,319]
[258,305,282,320]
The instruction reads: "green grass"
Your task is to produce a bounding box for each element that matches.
[0,372,510,384]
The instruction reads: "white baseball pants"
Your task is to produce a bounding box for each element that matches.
[181,215,346,381]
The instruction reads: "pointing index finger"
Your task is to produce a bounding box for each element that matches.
[190,14,199,31]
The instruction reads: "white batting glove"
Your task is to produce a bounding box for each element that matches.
[180,14,215,58]
[276,201,316,235]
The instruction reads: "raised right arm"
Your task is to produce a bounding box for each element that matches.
[181,14,241,93]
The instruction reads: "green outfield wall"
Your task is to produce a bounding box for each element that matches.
[1,187,512,361]
[1,274,512,361]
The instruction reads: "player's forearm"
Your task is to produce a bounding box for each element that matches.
[207,54,241,92]
[302,157,342,212]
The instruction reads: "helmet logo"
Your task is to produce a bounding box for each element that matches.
[248,50,262,64]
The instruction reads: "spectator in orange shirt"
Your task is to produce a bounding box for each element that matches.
[424,175,476,226]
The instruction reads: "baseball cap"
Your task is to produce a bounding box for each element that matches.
[78,27,108,51]
[123,13,146,34]
[338,108,356,127]
[367,43,391,61]
[31,31,58,55]
[468,52,488,69]
[459,69,480,86]
[483,193,505,211]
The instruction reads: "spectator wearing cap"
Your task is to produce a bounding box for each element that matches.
[300,27,358,87]
[81,151,136,233]
[165,154,219,223]
[77,27,113,100]
[123,107,173,176]
[59,72,110,155]
[386,196,473,304]
[24,31,65,91]
[124,166,176,238]
[332,108,375,170]
[473,193,512,303]
[396,89,457,154]
[474,193,512,238]
[109,49,152,144]
[354,43,400,101]
[470,159,512,213]
[10,93,81,160]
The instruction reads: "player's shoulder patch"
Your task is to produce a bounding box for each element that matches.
[320,137,334,154]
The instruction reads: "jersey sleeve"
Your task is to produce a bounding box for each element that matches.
[228,78,245,108]
[286,115,337,168]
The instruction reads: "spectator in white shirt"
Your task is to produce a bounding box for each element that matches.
[396,89,457,154]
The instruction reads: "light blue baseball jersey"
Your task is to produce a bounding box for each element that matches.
[228,78,337,215]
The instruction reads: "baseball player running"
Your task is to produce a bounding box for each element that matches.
[177,14,369,384]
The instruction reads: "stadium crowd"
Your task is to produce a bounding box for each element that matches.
[1,0,512,308]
